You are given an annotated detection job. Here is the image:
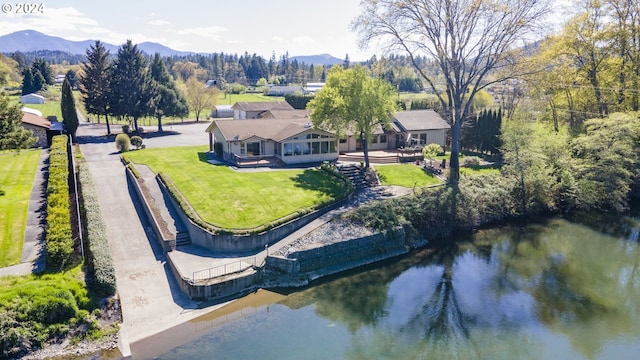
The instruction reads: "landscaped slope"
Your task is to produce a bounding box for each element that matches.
[125,146,346,229]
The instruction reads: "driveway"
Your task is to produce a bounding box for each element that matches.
[76,121,224,356]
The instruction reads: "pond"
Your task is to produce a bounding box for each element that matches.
[138,211,640,360]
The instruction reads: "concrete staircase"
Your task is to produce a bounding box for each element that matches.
[176,231,191,247]
[338,164,381,189]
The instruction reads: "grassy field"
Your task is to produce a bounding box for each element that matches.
[460,165,501,176]
[0,150,41,267]
[374,163,443,188]
[125,146,346,229]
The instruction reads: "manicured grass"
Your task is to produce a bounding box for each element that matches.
[0,150,41,267]
[125,146,346,229]
[374,163,443,188]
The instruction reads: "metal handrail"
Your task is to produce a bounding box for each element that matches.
[192,257,257,282]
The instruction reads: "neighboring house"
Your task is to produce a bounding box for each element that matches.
[21,111,51,147]
[231,101,294,119]
[267,85,304,96]
[206,118,339,166]
[19,93,45,104]
[338,109,451,153]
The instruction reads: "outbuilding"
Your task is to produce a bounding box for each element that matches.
[19,93,45,104]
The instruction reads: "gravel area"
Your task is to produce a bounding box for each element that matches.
[274,185,411,257]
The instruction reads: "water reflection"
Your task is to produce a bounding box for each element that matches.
[155,214,640,360]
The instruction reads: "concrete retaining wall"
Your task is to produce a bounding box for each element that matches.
[166,253,261,301]
[125,167,175,252]
[158,176,353,253]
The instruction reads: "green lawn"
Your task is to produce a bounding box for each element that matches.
[0,150,41,267]
[374,163,443,188]
[125,146,346,229]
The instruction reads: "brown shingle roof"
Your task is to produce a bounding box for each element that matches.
[21,112,51,129]
[210,118,333,142]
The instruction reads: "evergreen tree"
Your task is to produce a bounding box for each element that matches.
[79,41,112,134]
[0,92,35,149]
[61,78,79,141]
[108,40,155,132]
[21,68,35,95]
[32,58,53,85]
[149,53,188,131]
[65,69,77,89]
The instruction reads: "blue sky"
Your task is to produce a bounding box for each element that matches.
[0,0,573,60]
[0,0,372,59]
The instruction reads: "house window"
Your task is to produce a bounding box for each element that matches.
[240,142,246,155]
[321,141,329,154]
[372,136,378,144]
[330,141,336,153]
[380,135,387,143]
[312,142,320,154]
[284,143,293,156]
[302,142,311,155]
[246,142,260,156]
[420,133,427,145]
[339,138,347,144]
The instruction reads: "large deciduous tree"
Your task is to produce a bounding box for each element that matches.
[108,40,155,132]
[0,93,34,149]
[183,76,217,122]
[353,0,550,184]
[307,65,397,168]
[149,53,189,132]
[61,78,79,142]
[79,41,112,134]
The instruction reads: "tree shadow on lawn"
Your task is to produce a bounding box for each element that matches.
[291,168,345,197]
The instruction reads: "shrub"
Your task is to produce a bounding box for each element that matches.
[228,82,247,94]
[45,135,75,271]
[115,133,130,152]
[462,156,481,167]
[130,136,143,150]
[422,143,444,159]
[78,161,116,297]
[0,187,4,196]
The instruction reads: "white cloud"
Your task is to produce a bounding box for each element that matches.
[174,26,229,41]
[292,36,315,46]
[148,19,171,26]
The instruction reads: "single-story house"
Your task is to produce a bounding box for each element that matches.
[206,118,339,166]
[21,111,51,147]
[338,109,451,153]
[232,101,294,119]
[19,93,45,104]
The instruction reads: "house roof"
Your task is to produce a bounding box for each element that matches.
[20,93,45,100]
[21,112,51,129]
[261,109,310,119]
[207,118,333,142]
[231,101,294,112]
[393,110,450,131]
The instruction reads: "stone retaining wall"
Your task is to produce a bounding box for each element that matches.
[265,227,409,281]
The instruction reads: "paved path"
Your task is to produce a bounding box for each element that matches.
[76,122,225,357]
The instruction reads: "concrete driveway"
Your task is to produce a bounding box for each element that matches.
[76,121,226,357]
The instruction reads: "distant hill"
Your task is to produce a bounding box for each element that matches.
[0,30,193,57]
[290,53,344,66]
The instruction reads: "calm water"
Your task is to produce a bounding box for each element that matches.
[144,212,640,360]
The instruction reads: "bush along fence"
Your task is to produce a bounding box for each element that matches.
[77,158,116,297]
[45,135,75,271]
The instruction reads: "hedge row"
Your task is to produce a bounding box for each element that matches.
[45,136,74,271]
[77,160,116,297]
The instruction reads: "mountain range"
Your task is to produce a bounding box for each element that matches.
[0,30,345,65]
